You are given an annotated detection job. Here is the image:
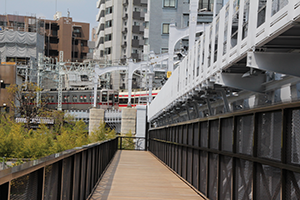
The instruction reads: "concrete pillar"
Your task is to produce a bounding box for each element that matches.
[136,105,147,138]
[89,108,105,134]
[135,105,147,150]
[121,107,137,135]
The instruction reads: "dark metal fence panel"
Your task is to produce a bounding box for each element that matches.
[201,122,208,147]
[73,153,81,200]
[285,171,300,199]
[255,164,281,200]
[0,138,118,200]
[44,162,62,200]
[221,118,233,152]
[289,109,300,165]
[149,105,300,200]
[61,156,74,200]
[210,120,219,150]
[235,159,252,200]
[10,168,43,200]
[199,151,208,195]
[236,115,254,155]
[219,156,232,200]
[257,111,282,161]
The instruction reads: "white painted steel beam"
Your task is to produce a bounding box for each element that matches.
[219,73,266,93]
[247,52,300,77]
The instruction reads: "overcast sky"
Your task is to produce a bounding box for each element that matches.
[1,0,98,38]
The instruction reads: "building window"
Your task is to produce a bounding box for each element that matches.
[105,20,113,28]
[105,34,112,41]
[73,95,77,102]
[163,0,176,8]
[105,47,111,55]
[162,23,170,34]
[106,7,113,14]
[133,35,138,40]
[161,48,168,54]
[198,0,214,11]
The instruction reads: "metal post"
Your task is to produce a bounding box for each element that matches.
[57,51,63,111]
[120,137,122,150]
[37,53,43,107]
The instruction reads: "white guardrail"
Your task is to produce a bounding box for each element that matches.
[149,0,300,121]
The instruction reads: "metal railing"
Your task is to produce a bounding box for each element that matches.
[0,138,118,200]
[119,136,147,151]
[149,0,300,121]
[149,102,300,200]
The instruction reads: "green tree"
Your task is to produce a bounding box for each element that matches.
[7,83,49,129]
[89,122,116,143]
[122,131,135,150]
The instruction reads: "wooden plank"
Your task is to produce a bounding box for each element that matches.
[90,150,203,200]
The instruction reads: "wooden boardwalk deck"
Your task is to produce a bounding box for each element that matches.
[89,151,204,200]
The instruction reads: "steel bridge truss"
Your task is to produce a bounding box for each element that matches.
[149,0,300,126]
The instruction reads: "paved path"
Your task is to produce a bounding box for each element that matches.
[90,150,203,200]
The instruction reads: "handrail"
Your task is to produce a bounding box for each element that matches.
[149,102,300,199]
[0,138,118,200]
[149,0,300,121]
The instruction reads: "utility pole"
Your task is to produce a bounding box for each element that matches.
[57,51,63,111]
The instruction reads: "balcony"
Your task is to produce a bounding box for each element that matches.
[140,11,145,20]
[132,39,139,48]
[132,25,140,34]
[121,41,127,48]
[131,53,141,61]
[81,46,89,53]
[133,11,141,20]
[122,14,128,20]
[139,25,145,34]
[139,40,144,46]
[73,32,81,38]
[96,10,101,21]
[97,0,101,8]
[133,0,147,6]
[122,27,128,34]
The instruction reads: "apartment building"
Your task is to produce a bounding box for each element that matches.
[144,0,225,56]
[94,0,147,62]
[94,0,147,90]
[41,12,90,62]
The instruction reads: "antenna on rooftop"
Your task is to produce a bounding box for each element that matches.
[67,9,70,18]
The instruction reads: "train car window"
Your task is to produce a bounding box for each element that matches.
[102,91,107,102]
[51,96,55,103]
[114,94,119,102]
[84,95,87,102]
[73,95,77,102]
[119,98,127,104]
[109,94,113,101]
[63,95,70,102]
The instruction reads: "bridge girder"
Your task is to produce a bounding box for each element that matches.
[247,52,300,78]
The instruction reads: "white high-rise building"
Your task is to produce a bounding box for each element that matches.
[94,0,147,90]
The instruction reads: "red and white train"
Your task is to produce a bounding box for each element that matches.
[42,88,160,110]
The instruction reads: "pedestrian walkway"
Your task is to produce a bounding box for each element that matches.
[89,151,204,200]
